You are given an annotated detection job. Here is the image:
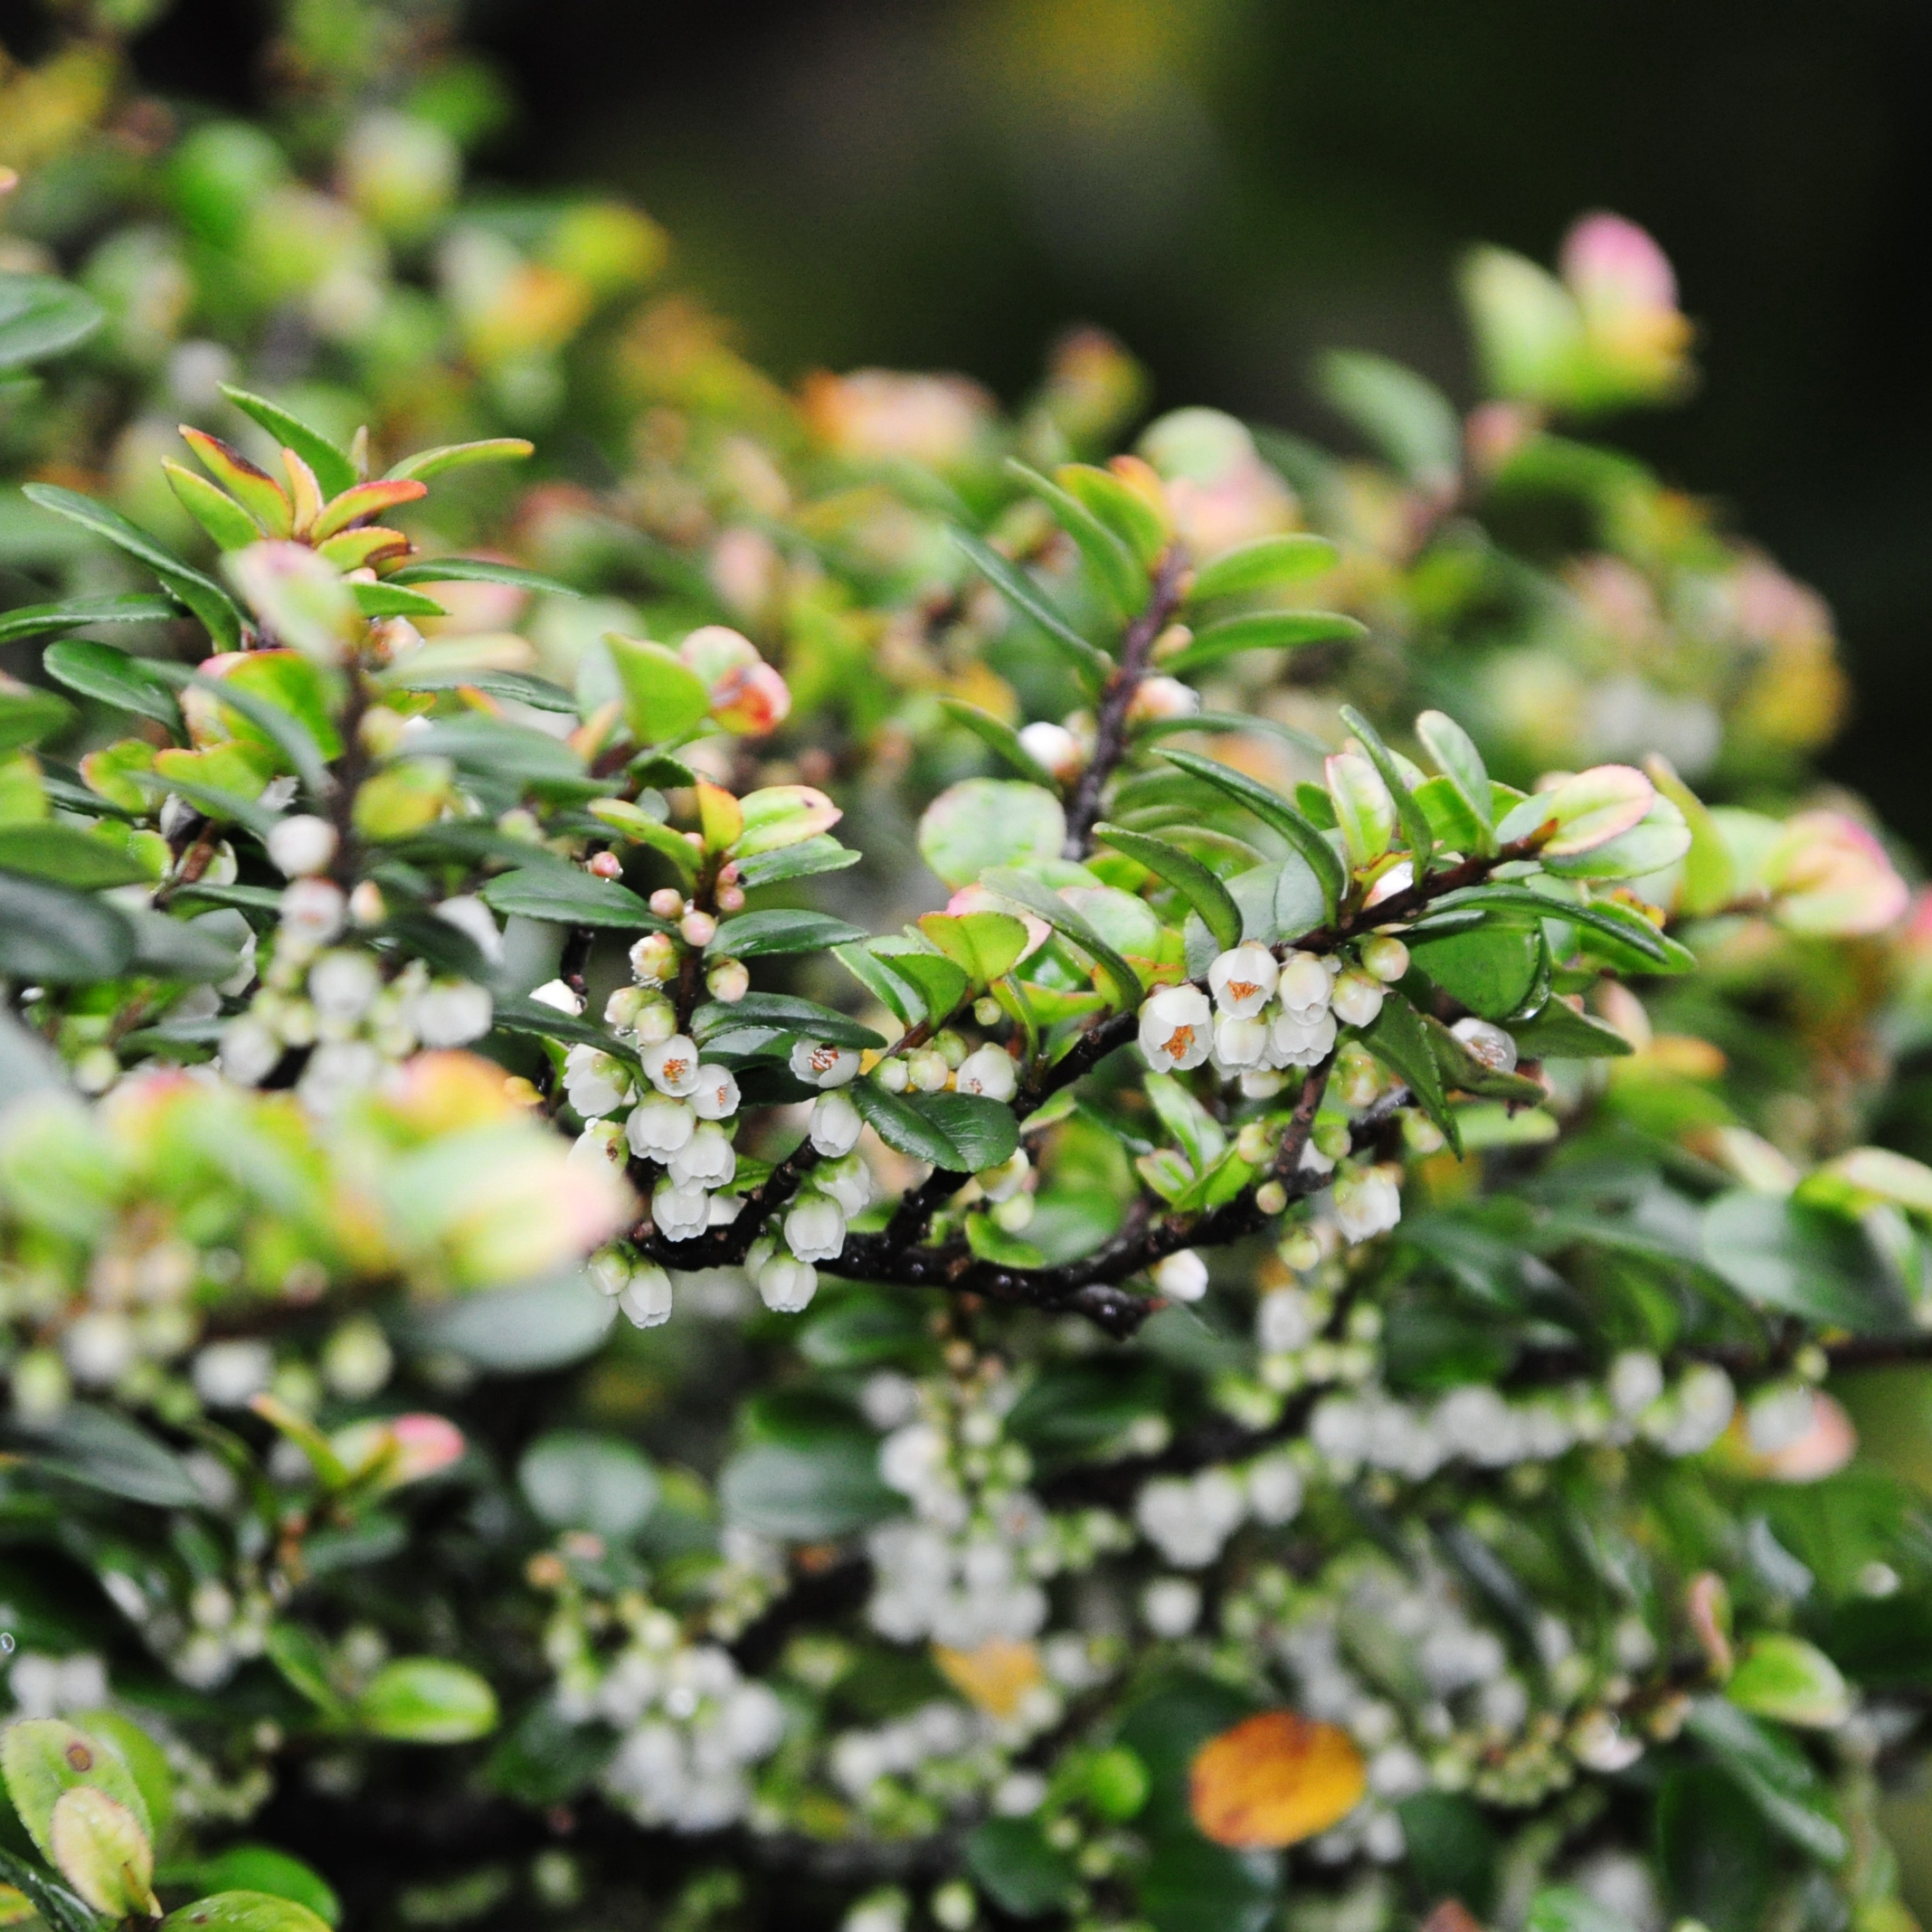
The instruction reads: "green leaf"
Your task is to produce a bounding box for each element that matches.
[164,461,264,551]
[385,438,535,481]
[1425,1017,1548,1104]
[717,1435,898,1539]
[1,1719,153,1862]
[1416,708,1493,841]
[218,385,358,498]
[1143,1071,1227,1171]
[1654,1767,1773,1932]
[1323,748,1396,869]
[1094,822,1242,952]
[0,681,76,754]
[692,991,883,1051]
[384,556,578,598]
[1646,753,1735,916]
[951,529,1113,687]
[1726,1635,1850,1728]
[849,1076,968,1169]
[1339,705,1434,872]
[1162,609,1364,677]
[349,582,446,620]
[1158,749,1344,921]
[15,1401,202,1505]
[1312,350,1462,491]
[517,1432,659,1539]
[0,876,136,982]
[734,834,861,890]
[0,271,104,371]
[1682,1697,1846,1865]
[0,593,179,647]
[1527,1888,1636,1932]
[833,942,919,1026]
[387,667,575,711]
[707,909,868,958]
[1008,459,1145,617]
[178,428,293,535]
[871,947,968,1024]
[1411,773,1487,853]
[917,909,1030,984]
[1356,991,1458,1151]
[937,696,1057,787]
[479,867,658,929]
[23,485,242,650]
[160,1892,334,1932]
[1507,999,1634,1059]
[0,1844,101,1932]
[1700,1190,1911,1333]
[1441,885,1676,967]
[42,639,184,731]
[1053,461,1168,566]
[914,1092,1020,1171]
[0,824,154,888]
[1187,533,1339,601]
[918,778,1065,890]
[983,867,1141,1007]
[354,1660,498,1743]
[1409,922,1544,1019]
[604,634,711,744]
[964,1817,1079,1918]
[167,1852,338,1929]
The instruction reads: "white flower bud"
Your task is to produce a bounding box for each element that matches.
[1330,971,1386,1030]
[627,1095,696,1160]
[668,1120,737,1189]
[412,980,492,1048]
[218,1016,282,1085]
[790,1040,861,1089]
[589,1247,631,1296]
[784,1193,848,1264]
[632,993,677,1044]
[1451,1017,1519,1074]
[1017,720,1082,780]
[757,1254,819,1314]
[1211,1013,1268,1070]
[706,957,750,1003]
[528,979,584,1017]
[266,813,338,878]
[1359,934,1409,983]
[815,1153,873,1217]
[279,877,346,947]
[641,1035,703,1097]
[620,1264,674,1328]
[977,1150,1030,1203]
[564,1044,631,1118]
[1333,1164,1402,1244]
[810,1090,864,1157]
[652,1179,711,1242]
[1277,952,1332,1020]
[1137,984,1212,1073]
[1153,1250,1208,1302]
[954,1045,1017,1100]
[630,932,677,985]
[1208,942,1279,1018]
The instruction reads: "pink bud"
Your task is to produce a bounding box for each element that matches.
[717,885,747,912]
[680,910,717,948]
[711,658,792,736]
[588,852,622,879]
[649,888,686,919]
[1560,213,1678,315]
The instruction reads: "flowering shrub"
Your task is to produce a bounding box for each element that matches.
[6,15,1932,1932]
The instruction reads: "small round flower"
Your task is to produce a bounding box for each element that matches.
[1271,1008,1337,1068]
[564,1045,631,1118]
[632,993,677,1045]
[1451,1017,1519,1073]
[267,813,339,878]
[681,910,717,949]
[1211,1014,1269,1070]
[1018,719,1082,781]
[627,1095,696,1160]
[717,884,747,912]
[1333,1164,1402,1244]
[791,1040,860,1089]
[1153,1250,1208,1302]
[649,888,686,920]
[1277,951,1332,1019]
[642,1035,702,1097]
[689,1065,741,1121]
[652,1178,711,1242]
[280,877,346,947]
[1245,1453,1304,1525]
[815,1154,873,1217]
[1255,1179,1288,1214]
[309,949,382,1024]
[906,1047,950,1092]
[669,1121,737,1189]
[991,1192,1035,1232]
[757,1253,819,1314]
[1138,985,1212,1072]
[630,933,677,985]
[1208,942,1279,1018]
[218,1015,282,1085]
[954,1045,1017,1101]
[1239,1066,1285,1099]
[1127,676,1200,724]
[706,958,750,1003]
[874,1056,910,1092]
[620,1264,674,1328]
[347,880,385,926]
[810,1090,864,1157]
[1141,1577,1203,1638]
[1359,934,1410,983]
[784,1194,848,1264]
[1329,970,1386,1030]
[589,1245,631,1295]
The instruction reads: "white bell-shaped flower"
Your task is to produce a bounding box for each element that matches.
[790,1040,860,1088]
[669,1121,737,1189]
[815,1153,873,1217]
[757,1253,819,1313]
[1330,970,1386,1030]
[652,1178,711,1242]
[628,1095,696,1160]
[954,1044,1018,1101]
[641,1035,703,1097]
[620,1264,674,1328]
[1271,1008,1337,1068]
[809,1090,864,1157]
[784,1193,848,1263]
[1211,1013,1268,1070]
[1137,985,1212,1072]
[1208,942,1278,1018]
[564,1045,631,1118]
[689,1065,742,1121]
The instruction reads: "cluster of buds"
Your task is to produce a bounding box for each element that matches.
[863,1028,1018,1103]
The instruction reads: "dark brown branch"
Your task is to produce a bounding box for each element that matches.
[1061,547,1189,858]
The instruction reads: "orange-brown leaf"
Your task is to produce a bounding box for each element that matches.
[313,476,429,540]
[1188,1709,1366,1849]
[933,1639,1044,1719]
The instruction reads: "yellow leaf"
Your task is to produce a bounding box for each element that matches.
[932,1639,1044,1720]
[1188,1709,1366,1849]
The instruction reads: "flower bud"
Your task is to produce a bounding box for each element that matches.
[784,1194,848,1264]
[706,958,750,1003]
[530,979,584,1017]
[348,879,386,926]
[974,997,1004,1027]
[266,813,339,878]
[907,1048,951,1093]
[588,851,623,879]
[680,910,717,949]
[1359,934,1409,983]
[1235,1118,1276,1165]
[717,885,747,912]
[649,888,686,919]
[977,1151,1030,1203]
[1451,1017,1519,1073]
[810,1090,864,1157]
[991,1193,1035,1232]
[1153,1250,1208,1302]
[876,1056,910,1092]
[1329,971,1386,1030]
[620,1264,674,1328]
[630,932,677,985]
[589,1247,631,1296]
[955,1044,1018,1101]
[1018,720,1082,781]
[1255,1179,1289,1215]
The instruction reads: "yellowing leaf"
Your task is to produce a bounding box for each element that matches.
[933,1639,1044,1720]
[49,1785,157,1918]
[1188,1709,1366,1849]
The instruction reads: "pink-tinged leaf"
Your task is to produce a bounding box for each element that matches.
[312,477,429,541]
[180,426,293,535]
[317,526,412,572]
[1498,763,1653,855]
[1560,212,1679,315]
[734,783,841,856]
[1753,1392,1857,1483]
[330,1413,466,1490]
[1762,810,1909,935]
[1324,751,1394,869]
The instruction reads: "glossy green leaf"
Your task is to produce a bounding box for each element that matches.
[1008,459,1145,617]
[1187,532,1339,601]
[386,437,535,481]
[1700,1190,1911,1333]
[951,529,1112,687]
[169,1852,338,1928]
[707,909,868,958]
[42,639,184,731]
[384,556,577,598]
[161,1891,334,1932]
[0,824,154,888]
[0,271,104,371]
[734,834,863,890]
[605,634,711,744]
[964,1816,1079,1918]
[917,779,1065,890]
[2,1719,153,1869]
[1158,749,1344,920]
[1682,1697,1846,1865]
[479,867,658,929]
[1409,922,1543,1019]
[0,875,136,982]
[917,909,1030,984]
[1163,609,1364,677]
[1339,705,1434,872]
[1507,999,1634,1059]
[349,582,446,620]
[354,1659,498,1743]
[982,867,1142,1006]
[0,1843,100,1932]
[0,593,179,647]
[1355,990,1458,1151]
[219,385,358,498]
[1054,461,1168,567]
[0,683,77,754]
[1094,822,1243,952]
[164,461,263,551]
[937,696,1058,787]
[1726,1635,1850,1728]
